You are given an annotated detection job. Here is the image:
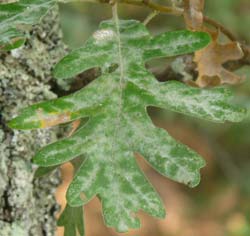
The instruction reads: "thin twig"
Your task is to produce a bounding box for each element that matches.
[203,16,237,41]
[59,0,235,40]
[58,0,250,55]
[143,10,158,25]
[112,1,118,19]
[123,0,183,15]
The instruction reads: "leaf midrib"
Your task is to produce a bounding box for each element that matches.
[109,9,126,162]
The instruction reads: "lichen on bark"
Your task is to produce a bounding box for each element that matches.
[0,5,66,236]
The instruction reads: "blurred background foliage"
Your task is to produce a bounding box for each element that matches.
[55,0,250,235]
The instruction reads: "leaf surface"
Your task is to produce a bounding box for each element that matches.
[0,0,55,50]
[194,32,244,87]
[57,204,84,236]
[8,19,245,232]
[34,166,58,178]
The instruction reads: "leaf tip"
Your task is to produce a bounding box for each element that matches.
[7,115,41,130]
[184,156,206,188]
[158,207,167,219]
[7,119,18,129]
[195,30,212,48]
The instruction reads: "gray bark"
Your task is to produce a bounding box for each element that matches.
[0,6,66,236]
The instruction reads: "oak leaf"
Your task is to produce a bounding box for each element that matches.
[8,19,245,233]
[194,32,244,87]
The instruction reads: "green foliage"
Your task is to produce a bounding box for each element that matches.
[34,165,58,178]
[57,204,84,236]
[8,17,246,233]
[0,0,55,50]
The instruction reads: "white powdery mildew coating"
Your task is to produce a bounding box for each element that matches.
[77,162,99,193]
[129,114,203,186]
[25,19,244,232]
[93,29,116,45]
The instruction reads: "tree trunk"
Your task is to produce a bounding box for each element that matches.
[0,6,66,236]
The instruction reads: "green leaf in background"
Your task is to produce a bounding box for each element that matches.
[0,0,55,50]
[34,165,58,178]
[8,19,246,232]
[57,204,84,236]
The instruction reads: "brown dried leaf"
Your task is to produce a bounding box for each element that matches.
[184,0,205,30]
[194,32,244,87]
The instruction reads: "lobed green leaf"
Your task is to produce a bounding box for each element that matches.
[9,19,246,233]
[0,0,55,50]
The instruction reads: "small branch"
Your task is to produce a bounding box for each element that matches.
[58,0,183,15]
[59,0,236,40]
[59,0,250,67]
[112,1,118,21]
[203,16,237,41]
[143,10,158,25]
[58,0,100,3]
[123,0,183,15]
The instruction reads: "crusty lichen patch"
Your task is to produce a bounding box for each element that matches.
[0,5,66,236]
